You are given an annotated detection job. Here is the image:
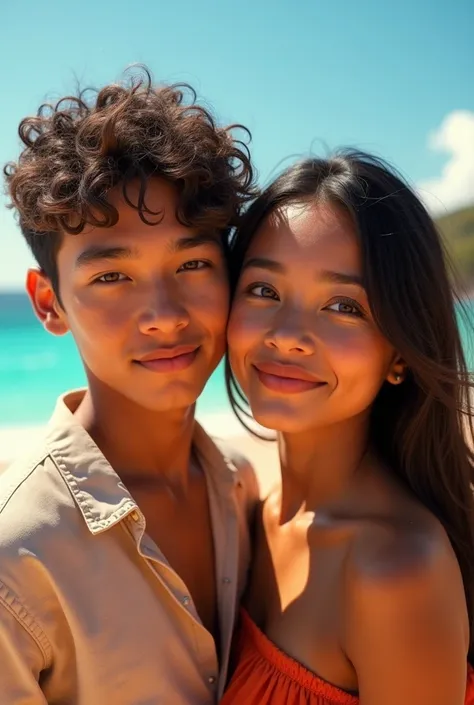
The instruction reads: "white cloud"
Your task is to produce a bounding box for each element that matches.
[418,110,474,215]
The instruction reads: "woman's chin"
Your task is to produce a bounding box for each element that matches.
[251,403,314,435]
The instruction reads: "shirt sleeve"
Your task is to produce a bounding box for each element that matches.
[0,582,50,704]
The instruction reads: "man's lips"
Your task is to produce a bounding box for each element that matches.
[253,361,325,394]
[134,345,200,373]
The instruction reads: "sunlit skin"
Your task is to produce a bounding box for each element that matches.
[26,178,230,638]
[229,201,398,436]
[226,201,469,704]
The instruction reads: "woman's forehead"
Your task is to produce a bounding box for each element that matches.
[247,200,361,274]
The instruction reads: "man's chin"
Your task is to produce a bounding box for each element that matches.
[128,380,206,414]
[85,362,214,415]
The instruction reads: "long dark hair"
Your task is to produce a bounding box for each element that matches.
[226,149,474,661]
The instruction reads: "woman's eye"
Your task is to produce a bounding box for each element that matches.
[95,272,128,284]
[248,284,279,300]
[177,260,209,272]
[326,300,363,317]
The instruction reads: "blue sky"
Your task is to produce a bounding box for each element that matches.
[1,0,473,289]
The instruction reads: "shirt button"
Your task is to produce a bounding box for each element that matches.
[182,596,191,606]
[208,676,216,685]
[222,577,231,584]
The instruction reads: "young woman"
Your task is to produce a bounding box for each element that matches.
[221,151,474,704]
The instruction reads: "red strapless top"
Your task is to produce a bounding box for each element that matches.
[221,609,474,705]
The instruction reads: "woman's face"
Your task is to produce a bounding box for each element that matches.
[228,200,399,434]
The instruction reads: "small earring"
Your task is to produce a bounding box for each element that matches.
[394,373,402,383]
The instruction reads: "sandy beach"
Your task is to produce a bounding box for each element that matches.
[0,412,280,497]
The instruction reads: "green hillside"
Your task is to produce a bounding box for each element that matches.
[437,205,474,290]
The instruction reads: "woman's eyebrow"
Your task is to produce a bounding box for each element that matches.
[242,257,285,273]
[319,270,364,287]
[241,259,363,288]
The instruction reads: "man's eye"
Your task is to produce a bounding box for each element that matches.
[247,284,279,300]
[95,272,128,284]
[177,260,210,272]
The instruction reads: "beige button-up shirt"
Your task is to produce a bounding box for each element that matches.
[0,391,258,704]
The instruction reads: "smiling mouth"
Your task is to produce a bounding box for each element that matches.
[134,346,200,373]
[253,364,326,395]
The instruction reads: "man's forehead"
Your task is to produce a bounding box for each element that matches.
[107,176,178,213]
[61,176,223,258]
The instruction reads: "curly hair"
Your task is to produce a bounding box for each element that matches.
[4,67,257,295]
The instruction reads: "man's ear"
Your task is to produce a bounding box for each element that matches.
[26,269,69,336]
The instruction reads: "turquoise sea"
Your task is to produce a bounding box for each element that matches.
[0,292,473,428]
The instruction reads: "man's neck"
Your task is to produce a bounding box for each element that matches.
[74,385,196,493]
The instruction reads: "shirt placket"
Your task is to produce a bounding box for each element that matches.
[204,475,240,699]
[126,509,221,698]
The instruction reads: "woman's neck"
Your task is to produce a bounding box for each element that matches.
[278,413,371,523]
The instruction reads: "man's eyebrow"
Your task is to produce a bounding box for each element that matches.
[75,233,221,269]
[241,257,285,273]
[171,233,222,252]
[75,245,138,269]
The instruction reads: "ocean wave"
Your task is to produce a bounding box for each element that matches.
[0,351,59,372]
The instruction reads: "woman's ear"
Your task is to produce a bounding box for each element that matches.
[386,355,407,385]
[26,269,69,336]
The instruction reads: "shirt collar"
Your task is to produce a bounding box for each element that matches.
[43,389,239,535]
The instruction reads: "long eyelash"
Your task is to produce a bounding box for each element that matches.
[245,282,278,298]
[332,296,367,317]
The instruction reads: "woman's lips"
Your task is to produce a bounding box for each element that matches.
[253,362,325,395]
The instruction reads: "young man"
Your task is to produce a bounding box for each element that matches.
[0,70,258,704]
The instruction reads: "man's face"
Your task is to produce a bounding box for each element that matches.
[29,178,229,412]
